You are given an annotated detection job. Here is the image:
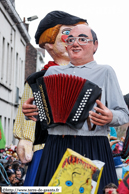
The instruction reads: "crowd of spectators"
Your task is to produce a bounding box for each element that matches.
[0,150,27,187]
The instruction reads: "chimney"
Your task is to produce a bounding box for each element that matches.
[23,17,29,32]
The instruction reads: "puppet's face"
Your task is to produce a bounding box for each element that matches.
[52,25,77,61]
[53,162,93,194]
[67,25,97,66]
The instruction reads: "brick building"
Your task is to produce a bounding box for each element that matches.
[25,43,45,81]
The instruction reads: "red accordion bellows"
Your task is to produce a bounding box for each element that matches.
[44,74,86,123]
[31,73,102,130]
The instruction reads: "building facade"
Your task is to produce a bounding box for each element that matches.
[0,0,30,145]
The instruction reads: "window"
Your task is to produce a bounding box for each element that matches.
[1,37,5,80]
[6,43,9,83]
[15,53,18,86]
[7,118,10,144]
[12,119,15,145]
[9,47,13,85]
[21,60,24,92]
[19,58,21,89]
[4,117,6,137]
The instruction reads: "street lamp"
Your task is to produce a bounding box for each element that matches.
[12,15,38,26]
[27,15,38,21]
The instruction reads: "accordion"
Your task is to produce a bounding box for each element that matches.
[31,74,102,130]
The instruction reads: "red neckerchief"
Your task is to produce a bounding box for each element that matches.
[41,61,59,71]
[108,191,113,194]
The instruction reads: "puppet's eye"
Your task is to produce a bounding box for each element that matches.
[62,30,70,35]
[65,180,73,187]
[79,187,84,193]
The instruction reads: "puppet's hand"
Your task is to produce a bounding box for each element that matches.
[22,97,39,121]
[89,100,113,126]
[17,140,33,163]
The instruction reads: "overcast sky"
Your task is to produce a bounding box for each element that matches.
[15,0,129,95]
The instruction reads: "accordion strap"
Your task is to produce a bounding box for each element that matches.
[87,94,101,131]
[87,117,95,131]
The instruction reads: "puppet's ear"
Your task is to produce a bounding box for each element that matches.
[44,43,54,50]
[93,40,98,54]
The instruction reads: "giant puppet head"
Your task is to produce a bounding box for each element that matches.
[34,11,88,65]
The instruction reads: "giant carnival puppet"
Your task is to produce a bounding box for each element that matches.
[13,11,87,186]
[21,21,129,194]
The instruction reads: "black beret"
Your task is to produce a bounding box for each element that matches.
[35,10,87,44]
